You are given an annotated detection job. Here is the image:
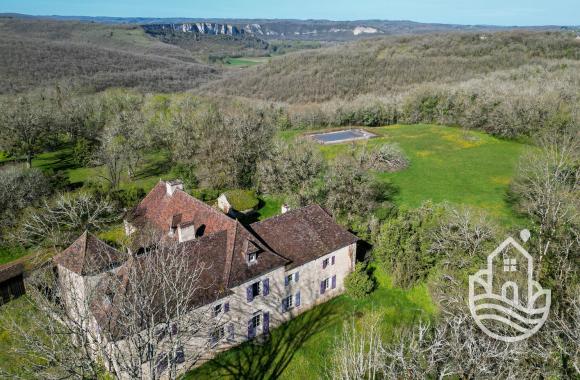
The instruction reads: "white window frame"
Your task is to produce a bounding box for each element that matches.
[322,258,330,268]
[284,295,294,310]
[251,313,261,328]
[322,277,330,291]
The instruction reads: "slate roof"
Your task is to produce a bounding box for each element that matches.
[53,231,125,276]
[250,204,359,269]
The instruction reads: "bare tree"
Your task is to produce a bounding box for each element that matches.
[0,90,56,168]
[327,312,385,380]
[257,139,324,207]
[14,191,118,250]
[511,130,579,278]
[1,231,218,380]
[99,232,218,379]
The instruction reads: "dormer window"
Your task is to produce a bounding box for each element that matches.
[248,252,257,264]
[246,240,261,265]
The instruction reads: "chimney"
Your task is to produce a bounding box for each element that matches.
[166,180,184,197]
[178,221,196,243]
[281,204,290,214]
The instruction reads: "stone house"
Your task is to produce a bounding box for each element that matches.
[53,180,358,377]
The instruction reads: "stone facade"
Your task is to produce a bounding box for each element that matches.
[53,180,359,378]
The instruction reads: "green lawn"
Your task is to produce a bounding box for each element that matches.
[187,265,434,379]
[31,147,174,193]
[225,57,269,67]
[0,245,27,265]
[286,124,527,226]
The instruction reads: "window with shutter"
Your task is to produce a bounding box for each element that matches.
[320,280,326,294]
[227,323,235,341]
[224,302,230,313]
[322,258,329,269]
[283,295,293,313]
[295,291,301,307]
[331,256,335,265]
[332,275,337,289]
[263,278,270,296]
[294,271,299,282]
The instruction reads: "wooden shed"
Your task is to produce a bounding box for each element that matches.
[0,262,25,305]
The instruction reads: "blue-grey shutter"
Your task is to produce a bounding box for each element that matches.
[282,297,287,312]
[263,278,270,296]
[248,319,255,339]
[247,286,253,302]
[210,330,217,345]
[263,312,270,335]
[331,256,335,265]
[285,275,289,286]
[224,302,230,313]
[295,271,299,282]
[227,323,234,341]
[320,281,325,294]
[332,275,336,289]
[322,260,327,269]
[295,291,301,307]
[175,346,185,364]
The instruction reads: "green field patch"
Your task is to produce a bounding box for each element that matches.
[225,57,269,67]
[298,124,526,226]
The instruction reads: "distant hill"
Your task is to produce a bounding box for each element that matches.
[1,13,575,41]
[205,30,580,102]
[0,17,221,94]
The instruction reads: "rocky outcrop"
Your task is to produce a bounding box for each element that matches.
[143,22,246,37]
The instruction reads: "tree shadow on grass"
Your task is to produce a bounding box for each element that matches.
[194,302,338,380]
[131,154,172,181]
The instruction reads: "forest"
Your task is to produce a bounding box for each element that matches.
[0,15,578,379]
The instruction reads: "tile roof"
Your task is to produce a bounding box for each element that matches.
[57,181,358,335]
[250,204,359,269]
[53,231,125,276]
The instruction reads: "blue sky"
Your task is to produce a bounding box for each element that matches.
[1,0,577,26]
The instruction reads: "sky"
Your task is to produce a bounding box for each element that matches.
[0,0,577,26]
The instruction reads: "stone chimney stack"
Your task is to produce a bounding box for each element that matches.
[166,180,184,197]
[178,221,196,243]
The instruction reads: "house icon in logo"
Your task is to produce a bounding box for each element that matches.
[469,230,551,342]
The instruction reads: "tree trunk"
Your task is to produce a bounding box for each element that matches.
[26,151,33,168]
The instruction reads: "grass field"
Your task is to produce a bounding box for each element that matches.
[285,124,527,226]
[225,57,269,67]
[186,264,434,379]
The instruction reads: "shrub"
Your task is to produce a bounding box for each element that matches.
[72,138,95,167]
[366,143,409,172]
[344,262,375,300]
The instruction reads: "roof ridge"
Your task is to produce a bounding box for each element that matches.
[223,222,239,287]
